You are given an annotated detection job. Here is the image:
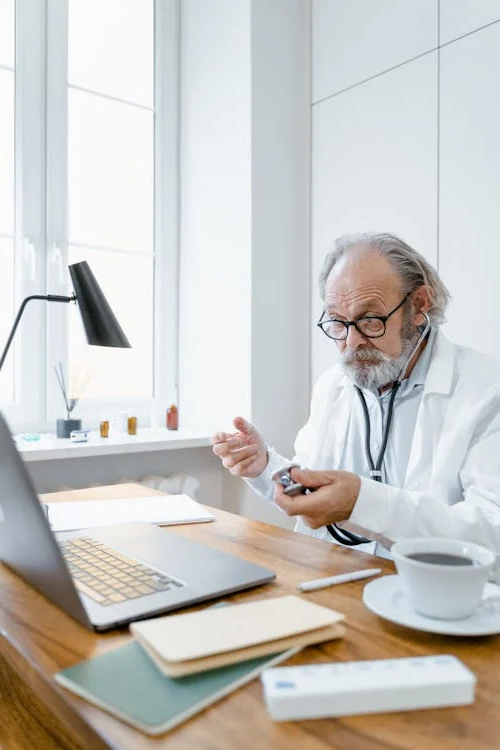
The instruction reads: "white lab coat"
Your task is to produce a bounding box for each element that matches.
[248,332,500,555]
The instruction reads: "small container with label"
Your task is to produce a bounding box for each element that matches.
[100,420,109,438]
[127,416,138,435]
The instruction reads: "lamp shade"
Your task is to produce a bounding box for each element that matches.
[68,261,131,348]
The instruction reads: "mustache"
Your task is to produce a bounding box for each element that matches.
[341,348,391,365]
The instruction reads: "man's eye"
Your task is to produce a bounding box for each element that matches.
[358,317,385,334]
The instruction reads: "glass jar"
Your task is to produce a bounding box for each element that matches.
[166,404,178,431]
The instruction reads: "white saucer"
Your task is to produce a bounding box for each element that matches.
[363,575,500,636]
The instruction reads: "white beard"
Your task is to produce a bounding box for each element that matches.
[341,333,418,390]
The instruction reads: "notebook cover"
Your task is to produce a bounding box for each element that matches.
[136,621,346,677]
[130,595,344,662]
[54,641,297,736]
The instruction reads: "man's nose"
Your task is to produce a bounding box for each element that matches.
[345,324,368,349]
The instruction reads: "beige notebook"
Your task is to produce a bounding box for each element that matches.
[137,621,346,677]
[130,595,344,664]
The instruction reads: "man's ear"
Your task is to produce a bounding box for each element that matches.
[411,285,432,325]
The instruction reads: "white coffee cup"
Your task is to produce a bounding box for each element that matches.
[392,537,495,620]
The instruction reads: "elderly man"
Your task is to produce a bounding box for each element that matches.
[212,233,499,558]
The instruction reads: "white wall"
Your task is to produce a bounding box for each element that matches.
[311,51,438,381]
[311,0,500,376]
[440,0,500,44]
[439,23,500,355]
[178,0,252,432]
[178,0,310,526]
[312,0,437,100]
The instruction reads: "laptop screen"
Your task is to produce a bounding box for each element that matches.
[0,413,91,628]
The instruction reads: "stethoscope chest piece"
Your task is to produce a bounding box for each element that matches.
[271,464,305,496]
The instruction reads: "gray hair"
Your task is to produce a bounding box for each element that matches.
[318,232,450,325]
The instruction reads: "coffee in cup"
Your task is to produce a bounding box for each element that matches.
[391,538,495,620]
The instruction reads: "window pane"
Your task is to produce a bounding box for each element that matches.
[68,0,154,107]
[0,68,14,235]
[0,239,15,404]
[0,0,15,69]
[68,246,153,399]
[68,89,154,252]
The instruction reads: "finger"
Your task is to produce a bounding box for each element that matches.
[229,454,262,476]
[274,487,299,515]
[233,416,256,436]
[212,437,246,458]
[222,445,258,469]
[213,442,233,458]
[274,486,330,517]
[227,445,258,459]
[219,436,244,450]
[275,490,328,528]
[223,444,258,463]
[214,431,250,445]
[290,467,338,489]
[211,431,234,445]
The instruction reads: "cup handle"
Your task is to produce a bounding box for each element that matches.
[482,586,500,604]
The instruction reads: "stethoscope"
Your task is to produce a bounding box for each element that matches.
[326,312,431,546]
[272,313,432,547]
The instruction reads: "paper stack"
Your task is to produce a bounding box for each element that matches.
[45,493,215,532]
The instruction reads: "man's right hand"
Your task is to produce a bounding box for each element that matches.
[211,417,268,478]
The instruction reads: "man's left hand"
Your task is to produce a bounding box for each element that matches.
[274,467,361,529]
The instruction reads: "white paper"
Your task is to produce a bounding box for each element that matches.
[45,494,215,532]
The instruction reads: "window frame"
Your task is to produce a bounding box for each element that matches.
[2,0,48,429]
[1,0,179,431]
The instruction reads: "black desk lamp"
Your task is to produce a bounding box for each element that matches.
[0,260,131,372]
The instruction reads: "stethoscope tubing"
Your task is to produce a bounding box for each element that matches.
[326,314,431,547]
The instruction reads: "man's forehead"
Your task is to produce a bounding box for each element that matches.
[325,251,399,296]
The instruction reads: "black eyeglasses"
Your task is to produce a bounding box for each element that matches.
[317,293,410,341]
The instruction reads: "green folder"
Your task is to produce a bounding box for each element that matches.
[54,641,296,736]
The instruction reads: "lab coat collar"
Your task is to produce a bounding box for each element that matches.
[335,329,455,395]
[422,330,456,397]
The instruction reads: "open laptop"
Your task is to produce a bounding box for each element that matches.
[0,413,276,631]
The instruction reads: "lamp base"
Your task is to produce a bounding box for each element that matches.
[56,418,82,438]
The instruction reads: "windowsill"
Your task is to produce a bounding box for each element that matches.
[16,428,212,462]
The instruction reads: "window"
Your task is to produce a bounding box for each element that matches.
[0,0,15,405]
[0,0,179,429]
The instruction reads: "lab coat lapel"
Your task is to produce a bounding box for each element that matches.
[314,375,353,467]
[404,332,456,489]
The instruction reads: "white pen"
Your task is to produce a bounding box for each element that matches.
[297,568,382,592]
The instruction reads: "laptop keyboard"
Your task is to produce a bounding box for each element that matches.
[60,536,185,607]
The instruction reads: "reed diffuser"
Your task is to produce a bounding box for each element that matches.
[54,362,93,438]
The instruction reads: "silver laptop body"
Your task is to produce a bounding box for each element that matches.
[0,413,276,631]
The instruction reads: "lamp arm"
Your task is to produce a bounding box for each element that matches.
[0,294,76,371]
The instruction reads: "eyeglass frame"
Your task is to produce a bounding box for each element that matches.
[317,292,411,341]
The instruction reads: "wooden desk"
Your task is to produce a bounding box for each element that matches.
[0,484,498,750]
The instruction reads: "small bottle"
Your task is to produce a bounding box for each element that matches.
[100,420,109,438]
[166,402,179,431]
[127,416,137,435]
